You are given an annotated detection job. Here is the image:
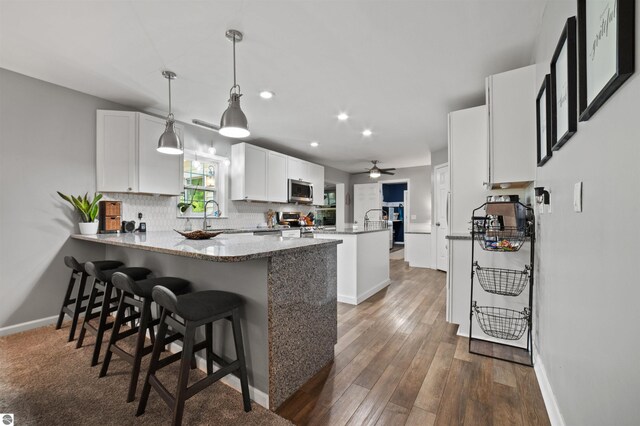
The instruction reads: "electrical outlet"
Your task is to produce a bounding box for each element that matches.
[411,215,417,220]
[574,182,582,212]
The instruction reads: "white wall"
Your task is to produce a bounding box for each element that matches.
[324,165,352,223]
[350,165,432,225]
[532,2,640,425]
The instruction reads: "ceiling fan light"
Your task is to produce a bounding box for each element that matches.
[369,169,381,178]
[157,118,183,155]
[219,94,250,138]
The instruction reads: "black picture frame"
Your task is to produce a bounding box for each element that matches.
[578,0,635,121]
[536,75,552,166]
[550,16,577,151]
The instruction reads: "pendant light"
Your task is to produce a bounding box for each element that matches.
[219,29,250,138]
[157,70,183,154]
[369,166,381,179]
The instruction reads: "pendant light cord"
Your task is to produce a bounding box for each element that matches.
[168,77,173,119]
[230,34,240,96]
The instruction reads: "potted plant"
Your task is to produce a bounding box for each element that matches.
[57,191,103,235]
[177,200,194,216]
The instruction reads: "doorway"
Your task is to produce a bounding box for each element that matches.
[382,182,408,250]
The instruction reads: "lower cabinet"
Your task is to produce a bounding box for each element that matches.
[404,233,433,268]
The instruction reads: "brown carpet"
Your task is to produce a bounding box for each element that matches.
[0,322,291,426]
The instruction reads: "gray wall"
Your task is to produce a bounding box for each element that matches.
[0,68,116,328]
[350,165,432,225]
[533,2,640,424]
[431,147,448,167]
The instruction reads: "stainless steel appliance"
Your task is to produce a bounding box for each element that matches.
[277,211,303,227]
[288,179,313,204]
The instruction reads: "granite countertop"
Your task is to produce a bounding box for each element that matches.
[217,227,283,234]
[405,230,431,234]
[447,233,472,240]
[313,225,391,235]
[71,231,341,263]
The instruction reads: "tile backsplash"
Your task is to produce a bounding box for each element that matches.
[105,193,316,231]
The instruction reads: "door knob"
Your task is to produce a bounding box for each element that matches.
[436,222,441,226]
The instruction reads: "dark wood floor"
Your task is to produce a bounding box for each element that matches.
[277,260,550,426]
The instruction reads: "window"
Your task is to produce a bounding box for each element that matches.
[178,152,227,218]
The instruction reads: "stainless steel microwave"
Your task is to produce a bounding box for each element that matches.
[288,179,313,204]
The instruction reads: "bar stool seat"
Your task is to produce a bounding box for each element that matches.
[100,273,191,403]
[56,256,124,342]
[172,291,243,321]
[76,263,152,366]
[137,286,251,425]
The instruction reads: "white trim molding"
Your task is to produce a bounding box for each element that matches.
[0,315,59,337]
[533,347,565,426]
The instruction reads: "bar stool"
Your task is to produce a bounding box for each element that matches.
[137,286,251,426]
[76,262,151,366]
[56,256,123,342]
[99,272,191,403]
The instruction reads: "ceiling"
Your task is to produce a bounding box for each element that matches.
[0,0,546,173]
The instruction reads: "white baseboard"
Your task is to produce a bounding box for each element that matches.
[533,346,565,426]
[167,341,269,410]
[0,315,59,337]
[337,278,391,305]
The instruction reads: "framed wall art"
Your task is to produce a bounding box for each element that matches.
[536,74,552,166]
[551,16,577,151]
[578,0,635,121]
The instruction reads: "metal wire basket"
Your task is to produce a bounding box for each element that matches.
[472,302,530,341]
[474,225,527,252]
[474,262,530,296]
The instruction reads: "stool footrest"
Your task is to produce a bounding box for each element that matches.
[149,375,175,408]
[186,361,239,400]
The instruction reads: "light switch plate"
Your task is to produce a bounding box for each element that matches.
[411,214,417,220]
[574,182,582,212]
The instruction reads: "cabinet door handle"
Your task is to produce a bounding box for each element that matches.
[128,187,132,191]
[436,222,441,227]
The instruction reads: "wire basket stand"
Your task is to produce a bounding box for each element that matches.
[469,202,535,367]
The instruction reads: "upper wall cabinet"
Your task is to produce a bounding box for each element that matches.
[231,143,269,201]
[267,151,288,203]
[287,157,310,182]
[485,65,536,187]
[96,110,184,195]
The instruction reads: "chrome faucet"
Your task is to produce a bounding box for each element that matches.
[364,208,384,223]
[203,199,221,230]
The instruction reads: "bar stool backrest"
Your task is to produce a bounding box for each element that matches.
[83,261,106,281]
[152,286,178,313]
[111,272,137,294]
[64,256,83,272]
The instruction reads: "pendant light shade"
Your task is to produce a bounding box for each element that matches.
[219,29,250,138]
[158,70,183,155]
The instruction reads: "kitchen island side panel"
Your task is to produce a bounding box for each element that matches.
[267,245,337,410]
[103,245,270,398]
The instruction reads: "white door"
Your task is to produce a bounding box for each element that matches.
[435,164,449,271]
[353,183,381,225]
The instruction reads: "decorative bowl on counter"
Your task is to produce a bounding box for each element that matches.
[174,229,222,240]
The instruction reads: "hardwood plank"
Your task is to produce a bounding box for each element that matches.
[453,336,474,363]
[308,383,370,426]
[493,359,517,388]
[335,319,375,355]
[375,402,409,426]
[346,365,405,426]
[433,358,474,426]
[353,331,409,389]
[405,406,436,426]
[493,382,525,426]
[413,342,457,413]
[463,398,493,426]
[514,364,551,426]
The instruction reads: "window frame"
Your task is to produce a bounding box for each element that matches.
[177,150,229,219]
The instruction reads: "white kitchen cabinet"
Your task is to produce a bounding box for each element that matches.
[231,143,268,201]
[96,110,183,195]
[404,232,433,268]
[308,162,325,205]
[485,65,536,186]
[267,151,288,203]
[287,156,310,182]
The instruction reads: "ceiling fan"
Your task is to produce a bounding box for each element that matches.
[354,160,396,178]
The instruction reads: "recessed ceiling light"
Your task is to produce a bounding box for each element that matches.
[337,112,349,121]
[310,141,319,147]
[362,129,373,137]
[259,91,274,99]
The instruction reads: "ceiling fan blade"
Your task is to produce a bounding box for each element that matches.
[379,168,396,172]
[381,171,395,175]
[353,171,371,174]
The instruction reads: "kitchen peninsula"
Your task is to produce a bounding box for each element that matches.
[71,231,341,411]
